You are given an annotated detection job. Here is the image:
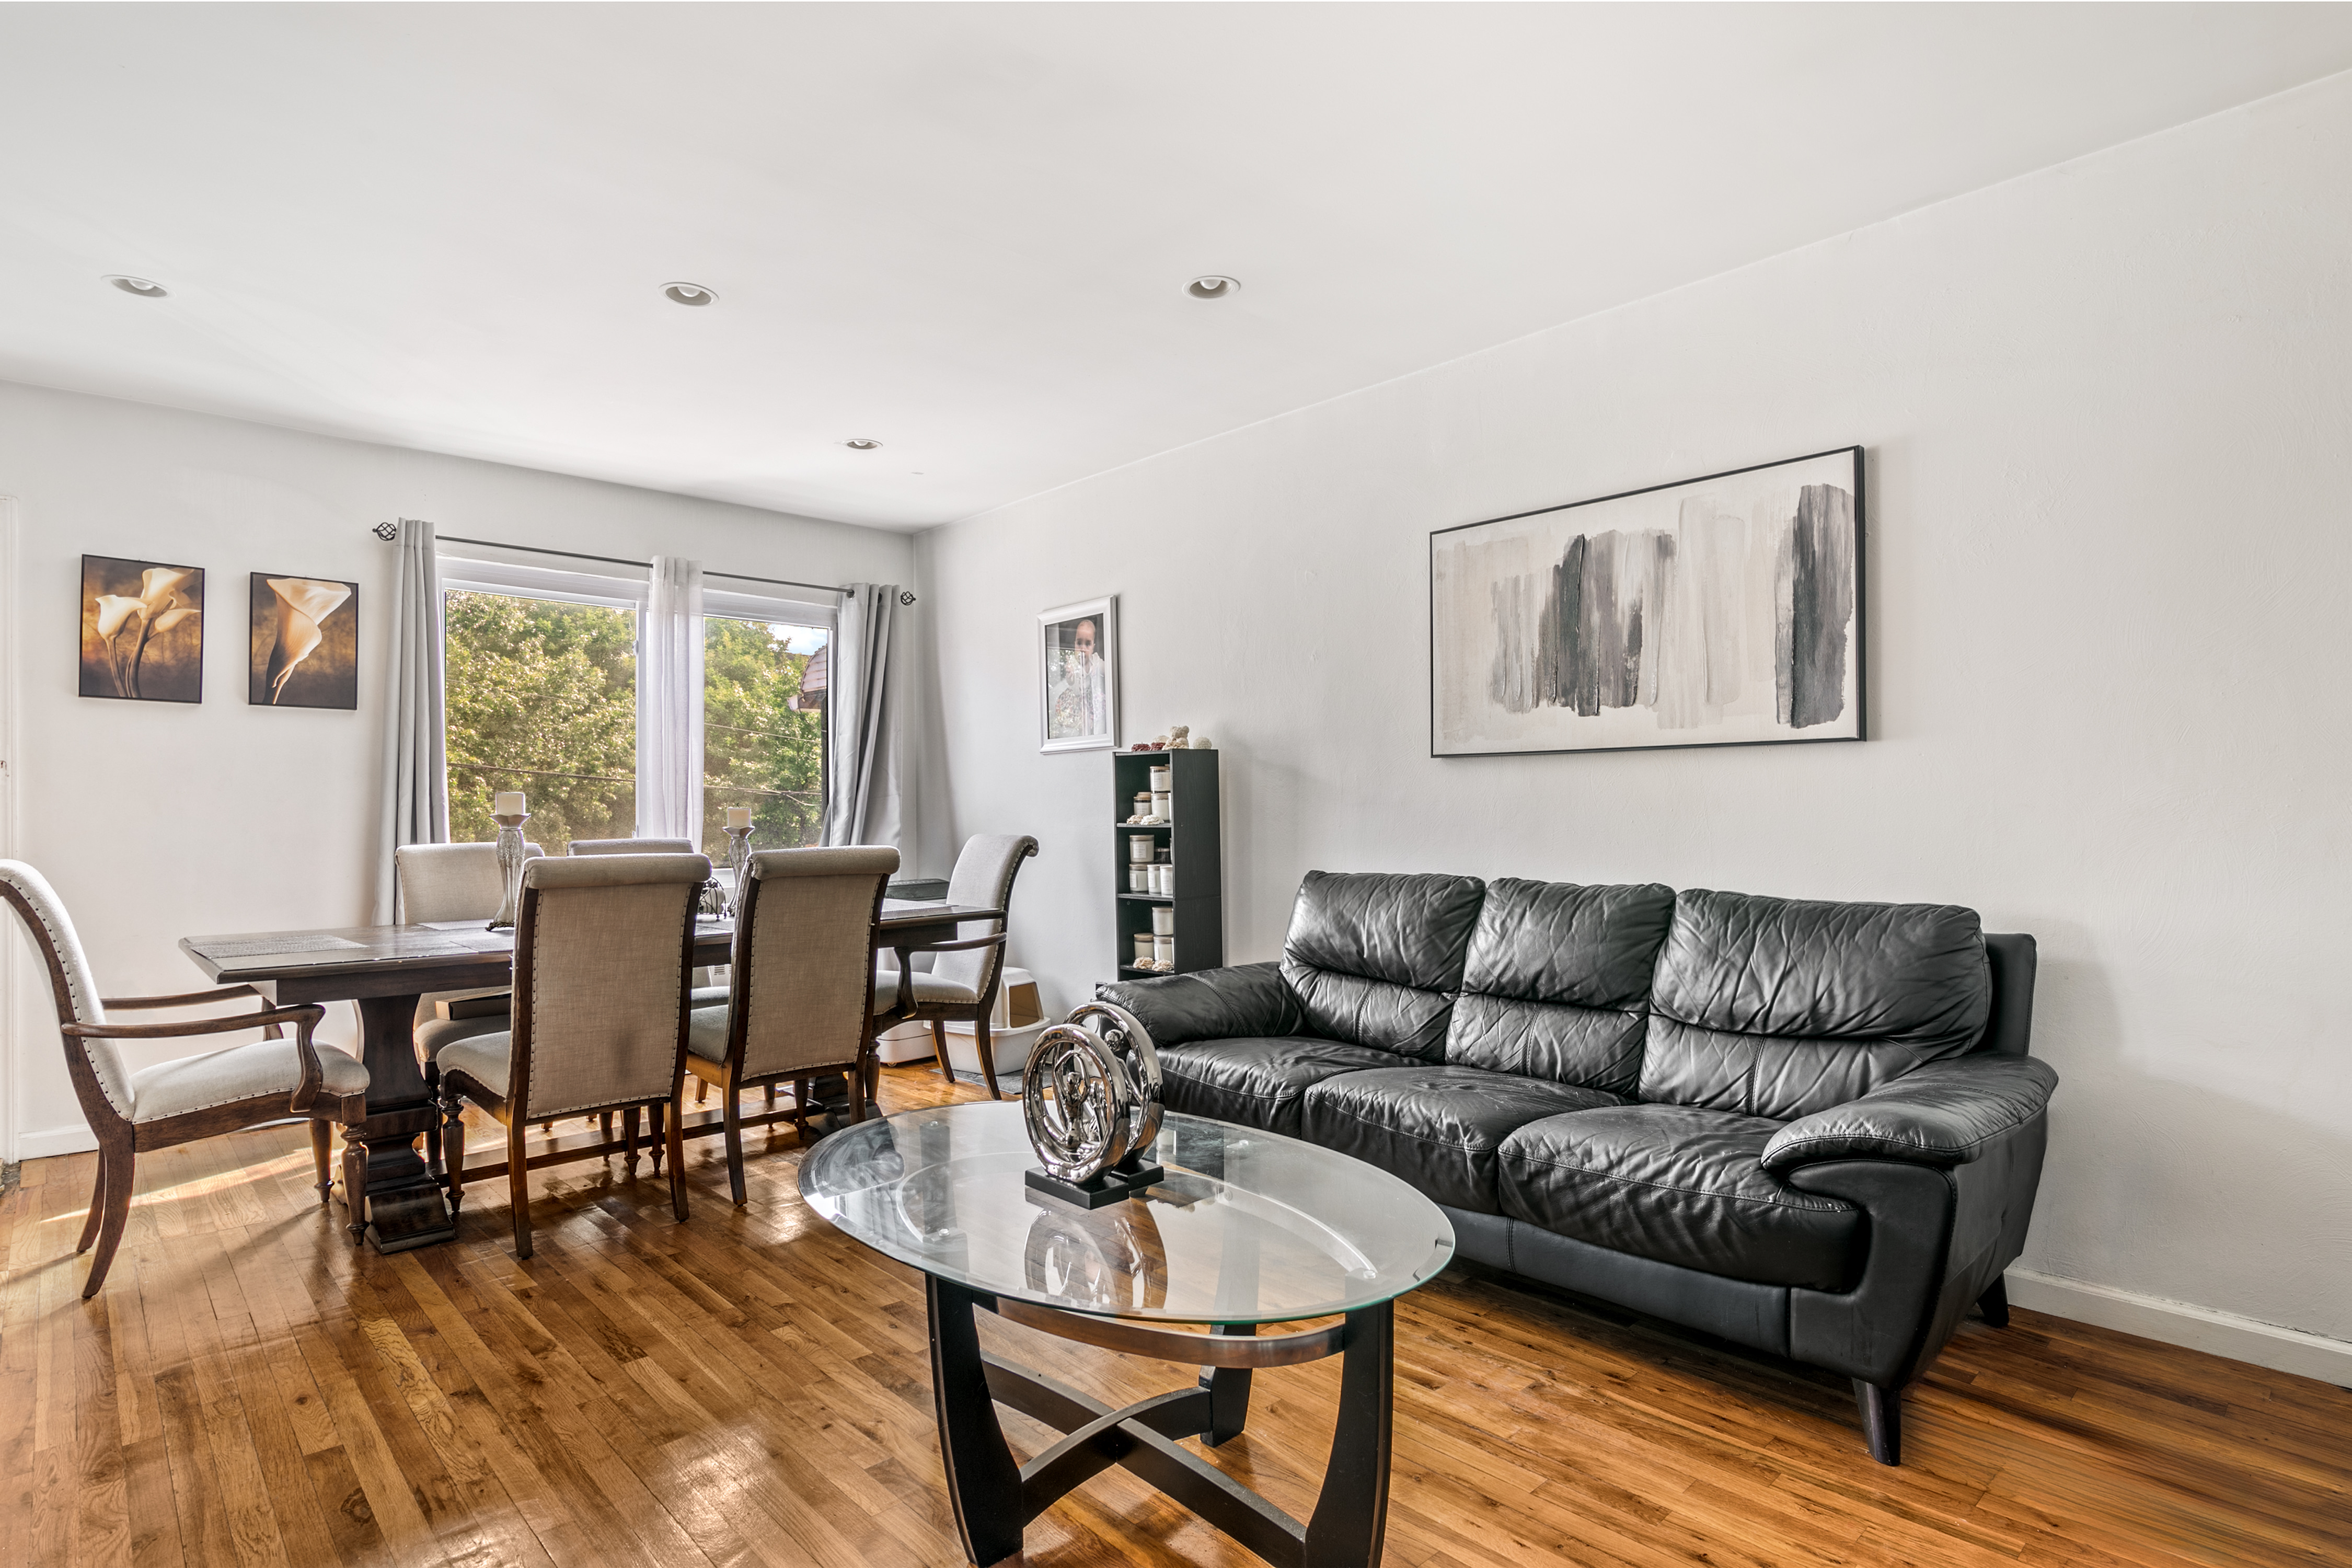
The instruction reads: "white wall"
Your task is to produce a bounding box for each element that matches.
[1,381,913,1158]
[917,75,2352,1354]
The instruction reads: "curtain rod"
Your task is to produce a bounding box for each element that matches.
[374,522,892,599]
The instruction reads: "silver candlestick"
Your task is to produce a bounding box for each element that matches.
[488,811,530,930]
[723,824,753,918]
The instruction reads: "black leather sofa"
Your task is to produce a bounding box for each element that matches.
[1098,871,2056,1465]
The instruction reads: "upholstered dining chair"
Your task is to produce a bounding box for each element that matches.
[874,834,1039,1099]
[436,852,707,1259]
[396,840,545,1163]
[685,845,897,1203]
[0,860,371,1297]
[569,835,727,1059]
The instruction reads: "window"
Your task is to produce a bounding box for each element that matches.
[700,616,828,857]
[440,556,831,858]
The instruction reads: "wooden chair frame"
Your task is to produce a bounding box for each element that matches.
[693,859,894,1205]
[885,840,1037,1100]
[437,878,698,1259]
[0,881,370,1299]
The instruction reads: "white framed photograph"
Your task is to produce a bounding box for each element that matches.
[1037,595,1118,752]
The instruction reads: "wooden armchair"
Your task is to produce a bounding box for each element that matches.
[876,834,1039,1099]
[0,860,371,1297]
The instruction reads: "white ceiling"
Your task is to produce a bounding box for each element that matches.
[4,5,2350,532]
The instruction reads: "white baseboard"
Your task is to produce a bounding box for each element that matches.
[2007,1267,2352,1388]
[16,1123,97,1162]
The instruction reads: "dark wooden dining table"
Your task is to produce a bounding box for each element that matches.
[178,900,1000,1253]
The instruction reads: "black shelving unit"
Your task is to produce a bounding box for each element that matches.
[1112,747,1222,981]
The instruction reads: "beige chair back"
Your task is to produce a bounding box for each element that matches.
[397,841,545,923]
[931,835,1040,1000]
[729,846,898,1079]
[570,838,696,855]
[0,859,132,1119]
[512,852,708,1119]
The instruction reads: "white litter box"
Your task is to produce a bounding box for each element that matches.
[874,966,1046,1085]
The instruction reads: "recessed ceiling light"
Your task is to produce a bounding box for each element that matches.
[106,275,167,298]
[1187,275,1240,299]
[844,438,882,451]
[662,281,717,306]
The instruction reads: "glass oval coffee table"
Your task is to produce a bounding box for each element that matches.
[801,1102,1455,1567]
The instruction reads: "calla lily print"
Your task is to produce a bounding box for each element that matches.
[78,556,205,703]
[248,572,359,709]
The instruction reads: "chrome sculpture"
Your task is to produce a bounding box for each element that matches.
[1021,1001,1163,1203]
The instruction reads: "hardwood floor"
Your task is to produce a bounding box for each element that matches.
[3,1064,2346,1568]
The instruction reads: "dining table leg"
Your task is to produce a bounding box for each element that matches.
[343,992,460,1253]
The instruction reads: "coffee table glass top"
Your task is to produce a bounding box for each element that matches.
[799,1103,1455,1325]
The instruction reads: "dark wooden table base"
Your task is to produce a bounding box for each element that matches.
[927,1277,1397,1568]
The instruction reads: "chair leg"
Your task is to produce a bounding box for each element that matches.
[1978,1277,2011,1328]
[850,1050,874,1124]
[341,1135,370,1244]
[973,1015,1000,1101]
[695,1078,708,1105]
[77,1150,108,1254]
[508,1123,533,1260]
[599,1110,613,1146]
[1854,1380,1903,1466]
[765,1083,777,1111]
[665,1100,690,1223]
[309,1120,334,1205]
[648,1101,667,1175]
[792,1078,811,1142]
[932,1019,951,1081]
[622,1106,641,1174]
[81,1144,134,1299]
[422,1061,442,1171]
[722,1083,747,1206]
[443,1098,468,1218]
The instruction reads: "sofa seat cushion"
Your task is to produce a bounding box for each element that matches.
[1300,1066,1627,1214]
[129,1040,367,1123]
[1157,1036,1417,1137]
[1497,1104,1861,1290]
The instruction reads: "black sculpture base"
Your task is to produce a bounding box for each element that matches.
[1024,1163,1165,1210]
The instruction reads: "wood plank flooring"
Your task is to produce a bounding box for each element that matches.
[3,1064,2346,1567]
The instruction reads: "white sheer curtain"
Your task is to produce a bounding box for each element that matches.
[824,583,905,852]
[375,518,448,922]
[637,556,705,844]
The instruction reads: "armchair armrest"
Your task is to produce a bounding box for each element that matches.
[1762,1055,2058,1174]
[100,984,261,1010]
[1094,961,1301,1047]
[897,932,1007,954]
[66,1002,337,1112]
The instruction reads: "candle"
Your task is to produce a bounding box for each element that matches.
[726,806,753,830]
[494,791,526,815]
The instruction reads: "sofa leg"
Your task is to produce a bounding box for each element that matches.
[1977,1277,2011,1328]
[1854,1380,1902,1466]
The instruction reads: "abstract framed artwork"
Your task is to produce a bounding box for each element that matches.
[78,555,205,704]
[1038,595,1119,753]
[1431,446,1864,757]
[249,573,359,709]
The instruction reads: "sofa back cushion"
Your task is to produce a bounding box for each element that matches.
[1446,879,1675,1092]
[1641,889,1991,1120]
[1281,871,1486,1059]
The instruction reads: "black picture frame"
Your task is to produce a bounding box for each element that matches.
[1428,445,1866,758]
[78,554,206,704]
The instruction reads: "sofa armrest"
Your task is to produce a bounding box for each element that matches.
[1762,1055,2058,1174]
[1093,962,1300,1047]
